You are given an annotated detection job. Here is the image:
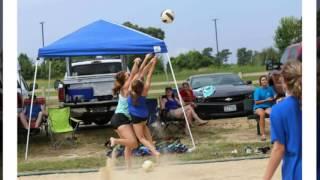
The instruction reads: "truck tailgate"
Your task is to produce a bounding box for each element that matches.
[64,74,114,96]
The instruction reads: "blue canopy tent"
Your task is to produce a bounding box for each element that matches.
[25,20,195,160]
[38,20,167,57]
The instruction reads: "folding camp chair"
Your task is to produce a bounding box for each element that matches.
[146,98,158,126]
[47,107,80,149]
[158,95,185,132]
[18,97,49,136]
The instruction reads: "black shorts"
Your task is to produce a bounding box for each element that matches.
[131,114,147,124]
[255,107,271,111]
[110,113,131,129]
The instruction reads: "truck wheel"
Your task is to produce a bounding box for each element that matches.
[94,120,107,125]
[94,118,108,125]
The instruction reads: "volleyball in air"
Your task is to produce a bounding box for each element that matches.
[160,9,175,24]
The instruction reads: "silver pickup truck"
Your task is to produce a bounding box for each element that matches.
[56,58,127,126]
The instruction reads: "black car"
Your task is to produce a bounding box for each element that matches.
[186,73,254,119]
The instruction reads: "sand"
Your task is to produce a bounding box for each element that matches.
[18,158,281,180]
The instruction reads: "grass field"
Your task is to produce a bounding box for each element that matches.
[26,65,265,86]
[19,66,269,172]
[18,117,271,172]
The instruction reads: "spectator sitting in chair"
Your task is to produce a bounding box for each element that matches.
[19,95,47,129]
[254,75,275,141]
[179,82,196,108]
[161,87,208,130]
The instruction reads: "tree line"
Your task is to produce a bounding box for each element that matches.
[18,16,301,80]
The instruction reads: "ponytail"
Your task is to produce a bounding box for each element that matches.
[130,79,144,106]
[112,71,127,96]
[281,60,302,103]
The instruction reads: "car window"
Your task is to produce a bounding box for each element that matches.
[191,74,244,89]
[289,46,298,59]
[71,62,122,76]
[280,48,290,64]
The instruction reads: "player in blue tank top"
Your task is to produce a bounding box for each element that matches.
[108,54,153,169]
[254,75,275,141]
[128,56,160,160]
[264,60,302,180]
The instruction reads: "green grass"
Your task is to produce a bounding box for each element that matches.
[18,117,271,172]
[18,157,105,172]
[152,65,266,82]
[31,75,260,100]
[27,65,265,86]
[18,142,268,172]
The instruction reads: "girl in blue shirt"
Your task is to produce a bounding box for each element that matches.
[109,54,153,169]
[254,75,275,141]
[128,56,160,159]
[264,60,302,180]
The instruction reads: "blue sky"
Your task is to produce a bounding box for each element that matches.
[18,0,301,63]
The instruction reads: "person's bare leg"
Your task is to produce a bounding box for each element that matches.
[264,107,272,135]
[265,108,272,115]
[255,108,266,140]
[116,130,133,169]
[110,125,138,149]
[173,108,192,124]
[133,123,160,157]
[143,125,153,145]
[185,106,207,124]
[184,110,193,134]
[35,112,43,128]
[110,125,137,169]
[185,109,193,125]
[18,112,29,129]
[124,146,133,169]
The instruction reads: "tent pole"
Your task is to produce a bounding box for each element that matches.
[120,55,127,71]
[165,53,196,150]
[164,60,169,82]
[25,60,39,160]
[47,61,51,102]
[165,71,169,82]
[160,54,169,82]
[66,57,71,76]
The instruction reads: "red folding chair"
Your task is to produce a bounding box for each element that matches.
[18,97,49,136]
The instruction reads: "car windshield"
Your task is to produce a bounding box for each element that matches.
[71,62,122,76]
[191,74,245,89]
[17,75,29,90]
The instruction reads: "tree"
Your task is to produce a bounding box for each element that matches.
[123,21,166,72]
[202,47,213,58]
[274,16,302,54]
[18,53,34,80]
[123,21,165,40]
[216,49,232,64]
[171,49,213,70]
[237,48,253,66]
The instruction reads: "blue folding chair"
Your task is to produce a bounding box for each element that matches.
[146,98,158,126]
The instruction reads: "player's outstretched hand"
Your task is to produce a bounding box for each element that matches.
[134,57,142,64]
[145,53,155,60]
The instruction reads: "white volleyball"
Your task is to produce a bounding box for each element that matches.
[142,160,154,172]
[161,9,175,24]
